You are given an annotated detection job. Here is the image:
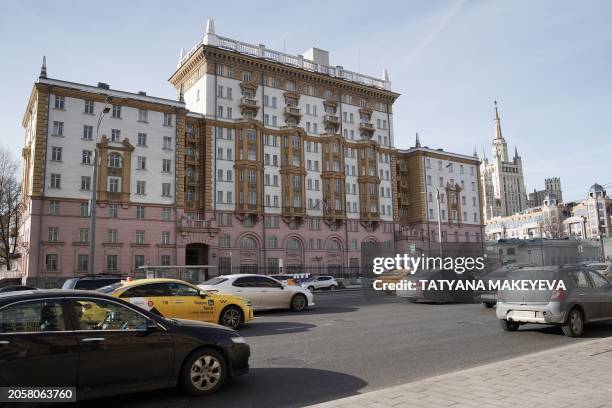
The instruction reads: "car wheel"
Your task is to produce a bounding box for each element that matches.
[180,348,227,395]
[330,285,337,291]
[219,306,243,330]
[500,319,519,331]
[307,286,315,292]
[483,302,495,309]
[562,307,584,337]
[291,294,307,312]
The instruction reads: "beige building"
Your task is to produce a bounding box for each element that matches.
[480,102,526,220]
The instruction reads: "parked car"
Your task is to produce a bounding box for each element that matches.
[269,274,297,286]
[99,278,253,330]
[474,265,526,308]
[496,266,612,337]
[301,276,339,291]
[0,285,38,293]
[61,275,126,290]
[0,289,250,399]
[396,269,475,303]
[198,274,314,312]
[378,269,411,295]
[586,262,612,278]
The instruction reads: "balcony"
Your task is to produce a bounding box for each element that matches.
[185,176,199,186]
[240,97,259,116]
[185,154,198,165]
[180,214,219,235]
[359,122,375,133]
[284,105,302,119]
[324,114,339,127]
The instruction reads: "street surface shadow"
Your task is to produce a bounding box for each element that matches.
[255,305,359,316]
[238,321,316,337]
[76,367,368,408]
[519,321,612,338]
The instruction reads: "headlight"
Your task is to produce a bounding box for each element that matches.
[244,300,252,307]
[231,336,247,344]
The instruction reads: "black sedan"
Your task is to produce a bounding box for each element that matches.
[0,290,250,399]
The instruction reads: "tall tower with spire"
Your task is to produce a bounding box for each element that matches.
[480,101,527,221]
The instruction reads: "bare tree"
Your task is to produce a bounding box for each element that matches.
[540,209,562,239]
[0,146,21,270]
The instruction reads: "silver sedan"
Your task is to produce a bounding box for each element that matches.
[198,274,314,312]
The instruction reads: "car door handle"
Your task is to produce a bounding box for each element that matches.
[174,301,185,304]
[0,340,9,345]
[81,337,105,342]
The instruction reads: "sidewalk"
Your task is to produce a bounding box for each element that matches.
[308,336,612,408]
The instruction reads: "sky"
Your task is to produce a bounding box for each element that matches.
[0,0,610,202]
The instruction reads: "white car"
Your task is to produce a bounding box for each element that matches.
[301,276,339,291]
[198,274,314,312]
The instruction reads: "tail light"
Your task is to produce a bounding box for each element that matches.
[550,289,566,301]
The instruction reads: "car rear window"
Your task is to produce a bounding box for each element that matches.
[507,269,558,281]
[201,277,228,286]
[97,282,123,293]
[74,278,122,290]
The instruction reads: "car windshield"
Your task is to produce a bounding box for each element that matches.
[97,282,124,293]
[589,265,607,271]
[201,277,228,286]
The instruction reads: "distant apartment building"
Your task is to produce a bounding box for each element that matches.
[527,177,563,207]
[480,102,526,220]
[563,183,612,239]
[18,20,400,279]
[394,135,484,255]
[485,193,566,240]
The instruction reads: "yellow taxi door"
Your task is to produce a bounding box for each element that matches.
[118,282,175,317]
[168,282,216,323]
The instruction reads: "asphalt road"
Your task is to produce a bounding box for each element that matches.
[80,289,612,408]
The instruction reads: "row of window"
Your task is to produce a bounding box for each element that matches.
[428,209,480,223]
[53,95,173,126]
[425,158,476,176]
[52,122,174,149]
[46,227,172,245]
[45,252,172,273]
[426,176,477,192]
[49,173,172,197]
[47,201,172,220]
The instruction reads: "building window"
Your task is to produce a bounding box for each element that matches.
[108,204,118,218]
[111,105,121,119]
[84,100,94,114]
[137,133,147,146]
[111,129,121,142]
[51,146,62,161]
[108,229,118,243]
[162,183,171,197]
[80,201,89,217]
[49,200,59,215]
[161,231,170,245]
[108,177,120,193]
[135,230,145,244]
[162,159,171,173]
[50,173,61,189]
[163,136,172,150]
[240,236,257,249]
[161,207,170,221]
[48,227,59,242]
[136,181,146,195]
[82,150,92,165]
[83,125,93,140]
[106,254,118,271]
[137,156,146,170]
[134,255,145,270]
[52,121,64,136]
[54,95,65,110]
[136,206,145,219]
[45,254,58,272]
[77,254,89,272]
[138,109,148,122]
[79,228,89,243]
[163,113,173,126]
[219,234,231,248]
[108,153,122,168]
[160,254,171,266]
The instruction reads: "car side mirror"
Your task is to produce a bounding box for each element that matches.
[199,291,208,298]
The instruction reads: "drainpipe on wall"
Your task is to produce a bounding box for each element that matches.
[213,61,218,215]
[260,71,267,273]
[37,85,52,281]
[338,92,349,275]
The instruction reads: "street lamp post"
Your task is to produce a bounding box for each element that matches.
[88,97,112,274]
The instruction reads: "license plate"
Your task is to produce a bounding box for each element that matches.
[512,310,536,318]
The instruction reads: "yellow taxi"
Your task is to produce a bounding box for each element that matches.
[99,278,254,329]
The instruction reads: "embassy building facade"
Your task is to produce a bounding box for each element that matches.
[18,20,400,280]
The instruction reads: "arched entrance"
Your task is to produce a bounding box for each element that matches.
[186,243,209,267]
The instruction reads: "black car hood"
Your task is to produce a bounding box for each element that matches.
[169,318,237,333]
